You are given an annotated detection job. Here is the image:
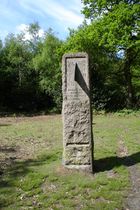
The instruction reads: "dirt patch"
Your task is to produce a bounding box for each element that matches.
[125,165,140,210]
[0,115,61,174]
[0,114,60,124]
[118,137,128,158]
[117,137,140,210]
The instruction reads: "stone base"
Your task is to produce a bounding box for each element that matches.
[63,164,93,173]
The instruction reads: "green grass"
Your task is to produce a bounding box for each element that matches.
[0,113,140,209]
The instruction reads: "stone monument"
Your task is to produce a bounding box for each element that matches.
[62,52,93,172]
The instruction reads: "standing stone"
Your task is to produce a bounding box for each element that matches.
[62,52,94,172]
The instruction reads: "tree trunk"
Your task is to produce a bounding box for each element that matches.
[123,49,134,108]
[18,60,22,87]
[124,66,133,108]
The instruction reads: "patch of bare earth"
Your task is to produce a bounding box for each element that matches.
[0,115,60,174]
[0,114,60,124]
[118,137,140,210]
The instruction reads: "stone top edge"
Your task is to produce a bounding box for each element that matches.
[62,52,88,59]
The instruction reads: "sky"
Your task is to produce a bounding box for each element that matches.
[0,0,84,41]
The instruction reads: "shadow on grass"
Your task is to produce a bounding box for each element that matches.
[0,150,61,180]
[0,111,42,117]
[0,148,60,176]
[0,150,61,208]
[0,146,17,153]
[94,151,140,173]
[0,149,140,178]
[0,149,140,207]
[0,111,59,118]
[0,124,11,126]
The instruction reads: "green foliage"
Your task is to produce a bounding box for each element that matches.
[0,33,40,111]
[82,0,140,108]
[61,23,127,110]
[25,22,45,54]
[0,12,139,112]
[0,24,63,112]
[33,30,63,111]
[82,0,139,19]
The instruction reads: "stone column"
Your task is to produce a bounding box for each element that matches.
[62,52,94,172]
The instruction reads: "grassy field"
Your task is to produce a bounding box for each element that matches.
[0,113,140,210]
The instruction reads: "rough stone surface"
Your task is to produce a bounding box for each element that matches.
[62,53,93,172]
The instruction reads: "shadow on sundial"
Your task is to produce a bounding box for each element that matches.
[74,63,90,98]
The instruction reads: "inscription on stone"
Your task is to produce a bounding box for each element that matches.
[62,53,94,172]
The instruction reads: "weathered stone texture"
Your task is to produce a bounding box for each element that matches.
[63,101,91,145]
[64,145,91,165]
[62,53,93,172]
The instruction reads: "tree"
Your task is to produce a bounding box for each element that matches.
[1,32,40,111]
[82,0,140,108]
[4,33,32,87]
[0,23,63,112]
[33,29,63,111]
[61,22,124,110]
[25,22,44,54]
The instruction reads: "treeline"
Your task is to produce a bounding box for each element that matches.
[0,0,140,113]
[0,26,63,113]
